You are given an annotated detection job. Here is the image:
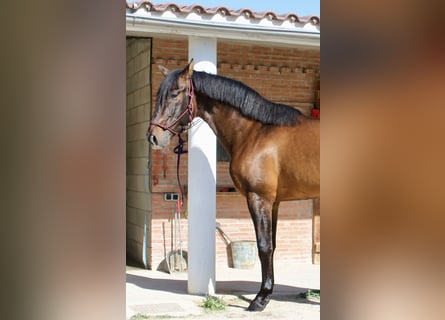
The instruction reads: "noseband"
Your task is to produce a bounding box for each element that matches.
[150,78,195,136]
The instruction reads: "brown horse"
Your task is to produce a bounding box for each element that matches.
[147,61,320,311]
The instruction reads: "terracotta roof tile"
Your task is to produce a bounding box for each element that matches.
[126,1,320,25]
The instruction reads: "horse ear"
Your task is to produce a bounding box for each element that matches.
[158,65,170,77]
[184,59,194,79]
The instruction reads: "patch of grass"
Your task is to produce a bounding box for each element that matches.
[201,295,226,311]
[297,289,320,300]
[129,314,149,320]
[305,289,320,300]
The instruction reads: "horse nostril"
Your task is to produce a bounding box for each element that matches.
[149,134,158,146]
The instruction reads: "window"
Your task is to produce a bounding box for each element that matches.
[217,140,230,162]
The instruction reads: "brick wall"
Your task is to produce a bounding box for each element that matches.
[148,37,320,269]
[126,37,152,266]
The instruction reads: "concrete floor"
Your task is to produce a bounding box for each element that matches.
[126,261,320,319]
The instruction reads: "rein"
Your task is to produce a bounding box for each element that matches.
[173,135,187,211]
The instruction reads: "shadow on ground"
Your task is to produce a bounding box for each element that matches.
[126,273,319,306]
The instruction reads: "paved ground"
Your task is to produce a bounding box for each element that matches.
[126,262,320,319]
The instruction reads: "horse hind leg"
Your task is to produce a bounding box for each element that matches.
[246,192,275,311]
[272,201,280,251]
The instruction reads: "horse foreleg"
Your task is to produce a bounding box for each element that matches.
[246,192,275,311]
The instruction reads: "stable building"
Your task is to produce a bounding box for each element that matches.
[125,2,320,290]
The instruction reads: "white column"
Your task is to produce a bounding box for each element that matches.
[187,36,217,295]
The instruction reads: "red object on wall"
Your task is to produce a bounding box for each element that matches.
[311,108,320,118]
[162,152,168,178]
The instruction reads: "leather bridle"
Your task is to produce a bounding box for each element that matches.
[150,78,195,136]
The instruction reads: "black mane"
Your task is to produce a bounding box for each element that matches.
[192,71,303,126]
[155,69,182,116]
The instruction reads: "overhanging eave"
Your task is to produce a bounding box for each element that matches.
[126,15,320,48]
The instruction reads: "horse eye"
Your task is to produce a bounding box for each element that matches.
[170,90,180,98]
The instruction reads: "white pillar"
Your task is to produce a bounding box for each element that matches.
[187,36,217,295]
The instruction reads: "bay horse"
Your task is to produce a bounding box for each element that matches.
[147,60,320,311]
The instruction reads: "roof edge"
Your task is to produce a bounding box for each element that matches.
[126,15,319,48]
[125,1,320,26]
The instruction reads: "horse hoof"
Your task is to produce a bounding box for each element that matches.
[247,299,268,312]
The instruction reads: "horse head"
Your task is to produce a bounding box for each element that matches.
[147,60,195,149]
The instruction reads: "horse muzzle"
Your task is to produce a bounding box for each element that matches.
[147,126,171,149]
[147,132,158,147]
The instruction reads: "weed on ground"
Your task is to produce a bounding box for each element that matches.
[201,295,227,311]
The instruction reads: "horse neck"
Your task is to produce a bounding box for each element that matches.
[194,93,258,155]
